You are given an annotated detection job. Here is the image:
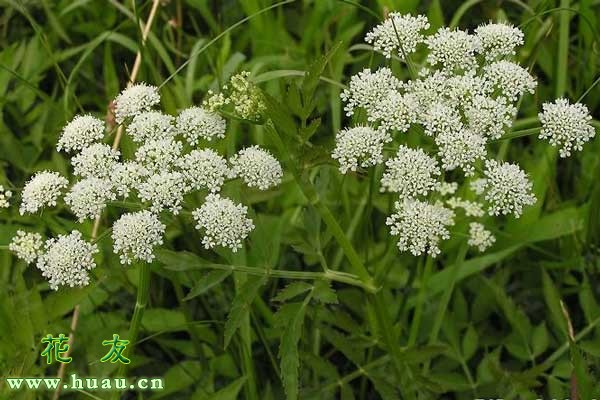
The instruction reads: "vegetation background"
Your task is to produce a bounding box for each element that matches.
[1,0,600,399]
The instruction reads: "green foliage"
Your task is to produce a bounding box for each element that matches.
[1,1,600,399]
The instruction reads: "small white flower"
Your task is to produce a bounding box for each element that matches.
[332,126,391,174]
[192,193,254,252]
[340,68,402,116]
[539,98,596,158]
[20,171,69,215]
[468,222,496,252]
[176,107,227,145]
[475,22,524,62]
[482,159,536,217]
[422,102,463,137]
[443,73,488,106]
[483,61,536,101]
[365,13,430,59]
[9,230,44,264]
[437,182,458,196]
[177,149,229,192]
[435,129,487,176]
[446,196,485,217]
[57,115,105,153]
[72,143,120,179]
[114,83,160,124]
[112,210,165,265]
[229,146,283,190]
[137,171,188,215]
[0,185,12,208]
[111,161,149,198]
[465,95,516,139]
[127,111,175,143]
[425,27,480,71]
[470,178,487,195]
[135,138,183,173]
[369,91,419,132]
[36,230,98,290]
[64,177,116,222]
[386,199,455,257]
[380,145,440,198]
[405,71,450,110]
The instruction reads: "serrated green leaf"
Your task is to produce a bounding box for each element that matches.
[275,299,309,400]
[205,376,247,400]
[313,280,338,304]
[273,282,313,302]
[541,270,568,339]
[462,325,478,361]
[224,276,266,349]
[184,270,232,301]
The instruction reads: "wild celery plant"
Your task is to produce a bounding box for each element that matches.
[2,1,600,400]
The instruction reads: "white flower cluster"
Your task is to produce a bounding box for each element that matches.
[229,146,283,190]
[386,199,455,257]
[36,231,98,290]
[365,13,430,59]
[468,222,496,252]
[192,194,255,252]
[112,211,165,264]
[331,126,391,174]
[0,185,12,208]
[57,115,105,153]
[13,81,282,288]
[9,230,44,264]
[20,171,69,215]
[380,145,440,198]
[335,15,552,256]
[539,98,596,158]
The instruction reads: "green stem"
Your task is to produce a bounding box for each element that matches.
[111,262,151,400]
[408,256,434,346]
[423,243,469,373]
[556,0,570,98]
[494,127,541,141]
[369,293,405,383]
[172,261,377,293]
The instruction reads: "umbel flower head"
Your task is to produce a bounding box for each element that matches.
[386,199,455,257]
[111,161,148,198]
[365,13,430,59]
[176,106,227,145]
[137,171,188,215]
[334,13,573,258]
[0,185,12,208]
[468,222,496,252]
[193,193,255,252]
[112,210,165,264]
[127,111,176,143]
[20,171,69,215]
[57,115,105,153]
[380,145,440,198]
[475,22,524,62]
[64,177,116,222]
[135,138,183,173]
[425,27,481,71]
[9,230,44,264]
[177,149,229,192]
[71,143,120,179]
[332,126,391,174]
[36,230,98,290]
[229,146,283,190]
[482,159,536,217]
[114,83,160,124]
[539,98,596,158]
[340,68,402,117]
